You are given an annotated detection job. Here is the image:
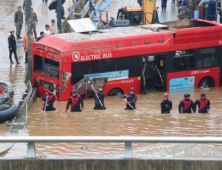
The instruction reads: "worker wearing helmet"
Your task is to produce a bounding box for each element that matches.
[65,89,84,112]
[42,86,56,111]
[179,93,195,113]
[194,93,210,113]
[93,84,106,110]
[124,87,137,110]
[161,93,172,114]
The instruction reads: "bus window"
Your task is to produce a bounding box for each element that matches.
[196,47,218,68]
[173,49,195,71]
[34,55,60,79]
[71,56,143,85]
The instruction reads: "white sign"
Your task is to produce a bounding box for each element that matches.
[72,51,112,62]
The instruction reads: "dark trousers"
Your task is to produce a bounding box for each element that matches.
[25,52,28,62]
[9,48,19,63]
[42,0,48,2]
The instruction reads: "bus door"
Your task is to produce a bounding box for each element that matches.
[154,54,165,90]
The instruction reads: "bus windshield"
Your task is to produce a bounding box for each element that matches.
[34,55,60,79]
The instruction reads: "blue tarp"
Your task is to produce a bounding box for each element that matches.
[90,0,111,24]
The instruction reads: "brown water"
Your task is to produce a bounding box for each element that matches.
[2,87,222,157]
[0,0,220,158]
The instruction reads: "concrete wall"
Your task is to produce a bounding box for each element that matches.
[1,158,222,170]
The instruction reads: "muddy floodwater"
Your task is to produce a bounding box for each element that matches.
[1,87,222,157]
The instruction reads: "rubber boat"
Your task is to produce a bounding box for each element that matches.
[0,83,14,104]
[0,83,18,123]
[0,104,19,123]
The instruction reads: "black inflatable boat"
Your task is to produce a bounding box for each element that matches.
[0,104,19,123]
[0,83,14,104]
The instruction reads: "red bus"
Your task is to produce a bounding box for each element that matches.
[32,19,222,100]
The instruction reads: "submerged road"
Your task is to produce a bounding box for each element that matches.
[4,0,222,159]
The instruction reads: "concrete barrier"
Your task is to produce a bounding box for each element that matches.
[1,158,222,170]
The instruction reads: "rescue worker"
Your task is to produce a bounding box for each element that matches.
[93,84,106,110]
[23,31,34,63]
[179,93,195,113]
[124,87,137,110]
[194,93,210,113]
[14,6,23,39]
[161,93,172,114]
[23,0,32,24]
[30,8,38,39]
[8,30,20,64]
[0,87,4,94]
[65,89,84,112]
[42,87,56,111]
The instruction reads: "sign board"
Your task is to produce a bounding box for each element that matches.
[169,76,195,91]
[84,70,129,82]
[68,18,97,32]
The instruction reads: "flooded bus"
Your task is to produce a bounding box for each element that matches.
[32,19,222,100]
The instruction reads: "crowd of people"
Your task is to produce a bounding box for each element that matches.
[42,86,138,112]
[41,83,210,114]
[161,93,210,114]
[8,0,84,64]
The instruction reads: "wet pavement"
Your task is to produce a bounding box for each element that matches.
[1,0,221,159]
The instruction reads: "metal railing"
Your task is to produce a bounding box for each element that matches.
[1,137,222,158]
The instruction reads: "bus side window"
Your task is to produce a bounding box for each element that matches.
[196,47,218,69]
[173,49,195,72]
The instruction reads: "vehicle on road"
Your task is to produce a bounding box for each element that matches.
[32,19,222,100]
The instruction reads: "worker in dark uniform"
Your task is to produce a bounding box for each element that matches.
[14,6,23,39]
[93,84,106,110]
[161,93,172,114]
[194,93,210,113]
[30,8,38,39]
[124,87,137,110]
[8,30,20,64]
[42,87,56,111]
[179,93,195,114]
[65,89,84,112]
[23,0,32,24]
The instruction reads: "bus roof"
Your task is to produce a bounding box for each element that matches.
[35,19,222,52]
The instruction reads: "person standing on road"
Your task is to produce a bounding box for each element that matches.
[42,0,48,4]
[124,87,137,110]
[37,31,44,41]
[14,6,23,39]
[30,8,38,39]
[93,84,106,110]
[161,0,167,13]
[161,93,172,114]
[194,93,210,113]
[179,93,195,114]
[56,4,66,20]
[74,4,82,19]
[68,0,76,13]
[23,0,32,24]
[42,87,56,111]
[44,24,51,36]
[23,31,34,63]
[65,89,84,112]
[8,30,20,64]
[49,19,56,35]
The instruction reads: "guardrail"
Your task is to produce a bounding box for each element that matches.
[1,137,222,158]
